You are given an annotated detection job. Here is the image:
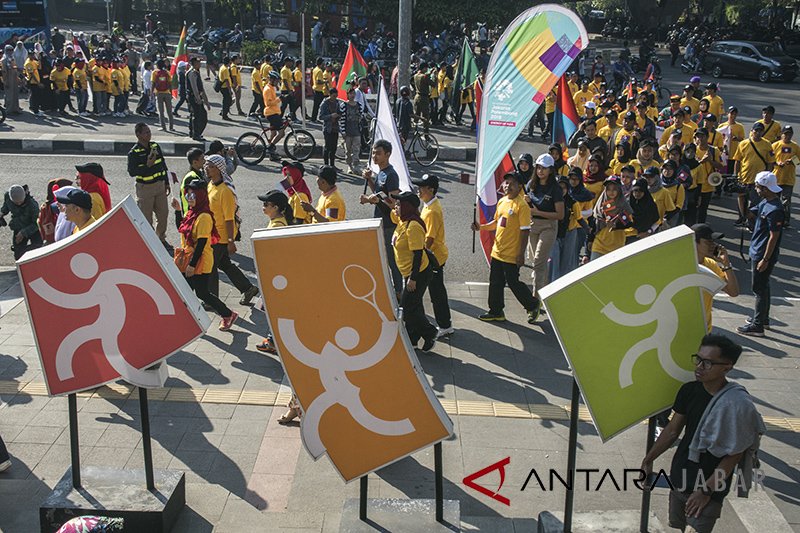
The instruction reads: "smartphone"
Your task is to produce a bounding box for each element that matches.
[713,245,721,257]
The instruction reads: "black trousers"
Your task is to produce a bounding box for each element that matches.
[311,90,324,120]
[488,258,538,315]
[280,91,293,117]
[12,231,43,260]
[698,191,713,224]
[752,259,776,327]
[55,90,69,112]
[29,84,41,113]
[428,262,452,329]
[323,130,339,166]
[248,89,264,116]
[187,272,232,318]
[221,87,232,118]
[209,243,254,297]
[681,186,700,227]
[401,266,437,345]
[189,101,208,139]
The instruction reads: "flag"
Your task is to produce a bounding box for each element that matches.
[474,78,517,264]
[169,26,189,98]
[336,42,368,98]
[277,177,294,193]
[627,80,635,101]
[369,77,412,192]
[451,37,480,110]
[475,5,588,216]
[552,74,581,156]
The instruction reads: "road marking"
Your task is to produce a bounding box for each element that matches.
[2,380,798,432]
[465,282,490,286]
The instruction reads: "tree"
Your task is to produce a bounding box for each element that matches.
[215,0,257,27]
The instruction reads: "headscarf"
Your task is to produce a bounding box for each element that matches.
[635,145,657,168]
[681,143,700,170]
[583,154,606,185]
[178,185,220,246]
[205,154,235,194]
[568,169,595,203]
[517,153,534,183]
[567,147,589,171]
[629,178,660,233]
[398,197,426,231]
[2,45,13,70]
[614,141,632,163]
[281,163,313,202]
[13,42,26,69]
[46,178,73,204]
[77,170,111,212]
[661,160,680,187]
[646,166,664,194]
[549,144,567,174]
[593,178,633,230]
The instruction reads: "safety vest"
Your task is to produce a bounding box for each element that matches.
[131,142,167,183]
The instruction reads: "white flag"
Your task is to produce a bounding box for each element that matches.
[370,78,412,192]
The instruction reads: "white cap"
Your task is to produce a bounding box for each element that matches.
[535,154,555,168]
[755,171,782,193]
[584,101,597,109]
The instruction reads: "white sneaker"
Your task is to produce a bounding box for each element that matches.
[0,459,10,472]
[35,111,45,117]
[346,167,355,175]
[436,327,455,339]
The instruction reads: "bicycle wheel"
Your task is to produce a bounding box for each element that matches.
[235,132,267,165]
[412,132,439,167]
[658,86,671,104]
[284,129,316,162]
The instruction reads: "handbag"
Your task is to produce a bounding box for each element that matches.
[174,246,197,273]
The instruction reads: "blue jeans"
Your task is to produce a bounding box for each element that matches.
[548,237,563,282]
[77,89,88,113]
[562,227,584,275]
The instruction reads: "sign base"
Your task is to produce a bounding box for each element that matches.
[39,466,185,533]
[341,498,460,532]
[537,510,665,532]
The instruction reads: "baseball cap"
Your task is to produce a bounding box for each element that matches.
[689,76,701,83]
[636,101,647,108]
[411,173,439,190]
[728,106,738,113]
[692,223,724,241]
[391,190,421,208]
[703,113,717,122]
[584,101,597,110]
[185,178,207,191]
[643,166,660,176]
[535,153,555,168]
[55,187,92,210]
[257,189,288,203]
[682,106,692,115]
[706,82,718,90]
[670,94,681,102]
[752,122,765,131]
[8,185,25,203]
[75,162,110,183]
[205,140,225,155]
[684,84,693,91]
[782,125,793,134]
[762,105,775,114]
[503,172,527,185]
[317,165,337,184]
[755,171,782,193]
[623,110,636,120]
[694,127,709,137]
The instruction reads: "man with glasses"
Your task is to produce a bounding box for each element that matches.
[641,335,764,533]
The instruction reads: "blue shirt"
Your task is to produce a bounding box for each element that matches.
[749,197,784,262]
[374,164,399,228]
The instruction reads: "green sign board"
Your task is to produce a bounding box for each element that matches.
[539,226,724,441]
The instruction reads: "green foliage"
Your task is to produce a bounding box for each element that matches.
[240,39,279,64]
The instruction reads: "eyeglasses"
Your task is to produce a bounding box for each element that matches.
[691,354,730,370]
[185,191,196,201]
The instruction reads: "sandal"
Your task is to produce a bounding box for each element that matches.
[256,339,277,354]
[277,407,300,425]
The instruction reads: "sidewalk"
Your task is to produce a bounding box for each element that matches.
[0,269,798,532]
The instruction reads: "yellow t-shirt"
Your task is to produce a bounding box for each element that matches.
[50,68,69,91]
[696,145,723,193]
[773,140,799,186]
[544,91,556,114]
[567,202,583,231]
[707,129,724,150]
[733,138,775,184]
[598,124,615,142]
[292,68,303,89]
[72,216,97,234]
[259,62,274,84]
[703,95,725,119]
[420,198,448,266]
[588,81,603,94]
[591,223,626,255]
[680,96,700,116]
[91,65,107,91]
[121,65,131,91]
[393,220,429,277]
[584,181,605,205]
[72,67,87,90]
[250,68,262,93]
[660,122,697,146]
[88,192,106,221]
[323,70,332,90]
[651,187,676,224]
[312,66,326,92]
[109,69,123,96]
[289,192,313,224]
[262,84,281,117]
[491,194,531,264]
[103,67,112,93]
[280,66,293,92]
[230,64,241,87]
[756,119,782,143]
[702,256,725,332]
[568,81,579,97]
[218,64,231,89]
[460,87,473,105]
[573,90,594,114]
[208,181,238,242]
[720,122,745,159]
[24,59,40,84]
[663,184,685,213]
[314,187,346,222]
[268,216,288,228]
[181,212,215,275]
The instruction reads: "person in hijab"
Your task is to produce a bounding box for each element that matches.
[176,178,237,333]
[632,138,659,171]
[565,167,594,270]
[628,178,660,240]
[567,139,590,172]
[607,141,633,175]
[75,163,111,221]
[280,160,314,224]
[1,45,22,113]
[619,164,636,197]
[390,191,438,352]
[590,176,633,259]
[583,153,607,202]
[548,176,575,281]
[12,42,26,77]
[38,178,73,244]
[548,144,568,176]
[517,153,534,185]
[661,159,687,226]
[644,165,676,230]
[679,142,702,226]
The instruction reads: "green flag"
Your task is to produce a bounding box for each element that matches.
[451,38,479,109]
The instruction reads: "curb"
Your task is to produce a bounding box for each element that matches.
[0,137,477,162]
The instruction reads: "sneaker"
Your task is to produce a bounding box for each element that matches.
[736,323,765,337]
[219,311,238,331]
[531,298,542,317]
[745,317,771,330]
[247,115,258,121]
[239,285,260,306]
[256,339,277,354]
[0,459,10,472]
[527,310,538,324]
[478,312,506,322]
[436,327,455,339]
[421,336,436,352]
[35,111,45,117]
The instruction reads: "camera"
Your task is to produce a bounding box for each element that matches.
[722,175,748,194]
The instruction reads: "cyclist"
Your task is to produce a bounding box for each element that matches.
[262,71,285,161]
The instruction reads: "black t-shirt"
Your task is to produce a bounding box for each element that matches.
[669,381,732,501]
[529,180,563,219]
[374,164,400,228]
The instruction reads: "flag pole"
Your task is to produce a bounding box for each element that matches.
[364,75,383,194]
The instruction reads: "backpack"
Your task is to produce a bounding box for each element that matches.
[213,77,222,93]
[154,70,170,92]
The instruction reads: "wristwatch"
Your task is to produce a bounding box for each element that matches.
[701,486,713,497]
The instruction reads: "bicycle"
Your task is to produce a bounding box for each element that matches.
[402,120,439,167]
[335,116,376,162]
[235,114,316,165]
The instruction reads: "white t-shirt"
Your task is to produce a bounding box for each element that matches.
[141,66,153,91]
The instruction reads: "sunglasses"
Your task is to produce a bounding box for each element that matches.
[185,191,196,200]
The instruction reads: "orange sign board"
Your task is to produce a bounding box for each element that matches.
[252,219,453,482]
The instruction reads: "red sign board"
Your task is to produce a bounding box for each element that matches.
[17,197,211,396]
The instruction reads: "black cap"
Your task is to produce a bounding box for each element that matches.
[782,125,793,133]
[623,110,636,120]
[205,140,225,155]
[643,166,660,176]
[411,173,439,191]
[567,166,583,177]
[682,106,692,114]
[752,121,765,131]
[391,191,421,208]
[706,82,718,90]
[257,189,288,203]
[636,101,647,108]
[692,223,724,241]
[694,127,709,137]
[185,178,207,190]
[503,172,527,185]
[317,165,337,184]
[762,105,775,114]
[684,84,693,91]
[728,105,738,113]
[55,187,92,210]
[703,113,717,122]
[640,138,656,148]
[75,162,110,184]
